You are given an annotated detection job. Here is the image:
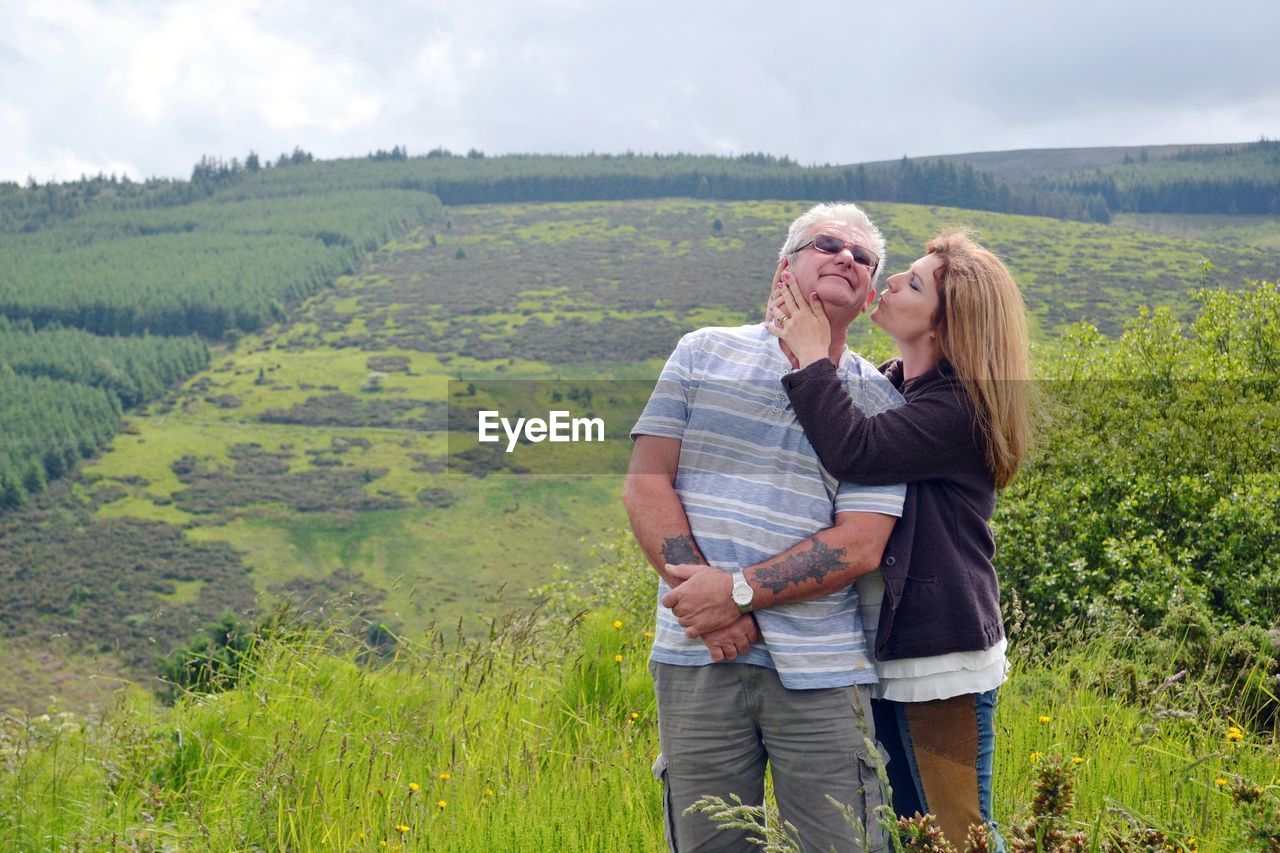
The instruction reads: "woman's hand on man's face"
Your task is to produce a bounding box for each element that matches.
[768,271,832,368]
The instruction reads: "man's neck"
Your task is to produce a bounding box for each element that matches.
[778,324,850,370]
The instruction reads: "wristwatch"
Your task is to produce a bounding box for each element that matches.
[731,570,755,613]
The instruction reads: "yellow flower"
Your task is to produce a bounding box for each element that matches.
[408,782,420,792]
[1071,756,1084,765]
[394,824,410,834]
[1037,715,1052,724]
[613,620,623,629]
[631,711,640,720]
[1225,725,1244,742]
[614,654,623,663]
[437,799,448,809]
[439,772,451,781]
[644,631,654,639]
[1215,777,1228,787]
[485,788,495,797]
[1029,751,1042,763]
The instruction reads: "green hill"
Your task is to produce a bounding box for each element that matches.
[867,142,1247,180]
[1,146,1279,710]
[2,193,1278,698]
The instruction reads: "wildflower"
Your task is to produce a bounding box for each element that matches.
[631,711,640,720]
[1225,725,1243,742]
[1228,779,1264,804]
[439,772,451,781]
[437,799,448,809]
[644,631,653,639]
[485,788,494,797]
[1071,756,1084,765]
[614,654,623,663]
[394,824,410,834]
[1029,751,1042,763]
[1038,715,1052,724]
[408,783,420,793]
[614,620,623,629]
[1215,777,1228,787]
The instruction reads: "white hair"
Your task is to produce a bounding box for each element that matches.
[779,202,886,287]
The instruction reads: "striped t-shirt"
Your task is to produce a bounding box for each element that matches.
[631,324,906,689]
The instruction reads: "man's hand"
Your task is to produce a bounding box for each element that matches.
[702,614,759,662]
[661,564,740,638]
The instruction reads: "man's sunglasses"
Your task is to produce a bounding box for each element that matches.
[794,234,879,273]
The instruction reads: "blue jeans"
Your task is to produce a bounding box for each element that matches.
[871,688,1004,852]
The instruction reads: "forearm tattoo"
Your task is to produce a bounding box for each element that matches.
[661,534,705,566]
[752,539,848,594]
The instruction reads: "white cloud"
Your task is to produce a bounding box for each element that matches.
[0,0,1278,182]
[115,2,382,131]
[1,0,386,178]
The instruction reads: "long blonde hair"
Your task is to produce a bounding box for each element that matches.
[925,231,1032,488]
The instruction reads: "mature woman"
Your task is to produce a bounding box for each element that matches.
[768,231,1032,849]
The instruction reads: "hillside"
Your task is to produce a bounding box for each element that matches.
[1,143,1279,711]
[867,142,1247,181]
[2,193,1278,707]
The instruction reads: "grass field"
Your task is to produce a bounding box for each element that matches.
[1,549,1275,851]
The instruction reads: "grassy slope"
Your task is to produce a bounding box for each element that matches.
[0,198,1264,719]
[1,585,1275,851]
[861,142,1246,180]
[71,200,1279,651]
[1112,212,1280,250]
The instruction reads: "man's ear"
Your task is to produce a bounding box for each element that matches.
[861,281,877,312]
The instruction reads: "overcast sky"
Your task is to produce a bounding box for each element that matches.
[2,0,1278,184]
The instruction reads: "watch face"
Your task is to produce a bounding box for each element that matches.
[733,583,753,606]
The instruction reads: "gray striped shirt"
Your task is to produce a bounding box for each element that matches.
[632,324,906,688]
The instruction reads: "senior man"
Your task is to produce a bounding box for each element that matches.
[623,202,906,852]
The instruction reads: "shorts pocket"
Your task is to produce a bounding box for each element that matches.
[652,753,679,853]
[855,746,893,853]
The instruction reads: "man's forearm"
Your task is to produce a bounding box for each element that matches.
[622,476,708,585]
[662,512,894,637]
[623,436,709,586]
[744,524,884,609]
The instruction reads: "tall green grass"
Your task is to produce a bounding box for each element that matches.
[1,541,1276,851]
